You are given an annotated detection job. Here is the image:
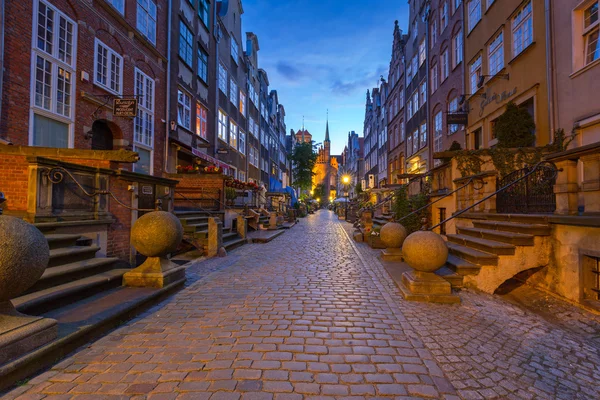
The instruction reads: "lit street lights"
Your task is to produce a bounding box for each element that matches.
[342,174,351,220]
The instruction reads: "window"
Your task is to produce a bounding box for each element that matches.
[412,91,419,113]
[473,127,483,149]
[32,0,77,148]
[94,39,122,94]
[513,1,533,57]
[489,32,504,75]
[196,103,207,139]
[441,49,449,81]
[449,97,459,133]
[468,0,481,32]
[399,89,404,107]
[253,119,259,138]
[407,62,412,81]
[434,111,443,153]
[431,64,438,93]
[441,2,448,31]
[420,123,427,149]
[137,0,157,44]
[487,0,495,9]
[230,79,238,106]
[218,63,227,94]
[197,47,208,82]
[454,0,462,14]
[229,121,238,148]
[134,69,154,175]
[239,91,246,116]
[407,96,413,118]
[419,40,426,66]
[231,38,239,64]
[239,170,246,182]
[419,82,427,107]
[179,20,193,66]
[107,0,124,14]
[177,89,191,130]
[453,30,463,67]
[584,1,599,65]
[431,18,438,49]
[218,110,227,141]
[413,129,419,153]
[239,130,246,155]
[198,0,209,27]
[469,55,482,92]
[412,56,418,77]
[400,122,405,142]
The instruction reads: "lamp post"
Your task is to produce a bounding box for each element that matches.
[342,175,350,220]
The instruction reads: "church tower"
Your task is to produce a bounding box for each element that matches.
[324,112,331,164]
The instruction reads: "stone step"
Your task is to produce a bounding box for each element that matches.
[223,232,239,241]
[435,266,463,288]
[28,257,121,294]
[178,216,210,225]
[183,223,209,233]
[224,235,246,252]
[447,234,516,256]
[48,246,100,268]
[13,269,129,316]
[174,210,224,219]
[445,254,481,276]
[447,242,498,266]
[44,233,82,249]
[1,279,184,391]
[472,220,551,236]
[461,212,550,224]
[457,226,535,246]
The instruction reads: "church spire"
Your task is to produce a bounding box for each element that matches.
[325,110,330,143]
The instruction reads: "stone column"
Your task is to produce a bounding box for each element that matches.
[236,215,247,239]
[269,212,277,229]
[482,174,497,213]
[553,160,579,215]
[207,217,219,257]
[581,154,600,214]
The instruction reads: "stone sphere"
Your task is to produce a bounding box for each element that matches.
[402,231,448,272]
[0,216,50,302]
[380,222,407,249]
[131,211,183,257]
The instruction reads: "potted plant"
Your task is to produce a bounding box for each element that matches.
[225,187,238,206]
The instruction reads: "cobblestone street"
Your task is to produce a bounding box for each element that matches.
[4,211,600,400]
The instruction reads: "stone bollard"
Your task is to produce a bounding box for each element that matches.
[236,215,247,239]
[123,211,186,288]
[397,231,460,304]
[379,222,407,262]
[0,216,57,364]
[269,212,277,229]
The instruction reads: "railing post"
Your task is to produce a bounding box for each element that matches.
[236,214,247,239]
[581,154,600,214]
[482,175,497,213]
[207,217,219,257]
[553,160,579,215]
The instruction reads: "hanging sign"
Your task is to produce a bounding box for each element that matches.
[113,98,138,117]
[446,112,468,125]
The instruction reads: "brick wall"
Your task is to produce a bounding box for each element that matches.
[0,0,168,176]
[171,174,226,210]
[0,155,30,213]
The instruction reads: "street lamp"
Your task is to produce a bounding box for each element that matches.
[341,174,351,220]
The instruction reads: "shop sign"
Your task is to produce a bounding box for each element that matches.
[113,98,138,117]
[447,112,468,125]
[479,87,518,117]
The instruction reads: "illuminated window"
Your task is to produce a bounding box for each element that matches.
[229,121,238,148]
[584,1,600,65]
[196,103,207,139]
[218,110,228,141]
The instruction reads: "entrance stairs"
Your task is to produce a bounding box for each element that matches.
[176,209,247,254]
[2,220,184,391]
[439,213,552,293]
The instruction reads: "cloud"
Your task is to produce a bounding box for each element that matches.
[329,65,388,96]
[276,62,304,82]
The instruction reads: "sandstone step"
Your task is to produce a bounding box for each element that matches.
[447,234,516,256]
[224,236,246,252]
[34,218,115,233]
[183,223,209,233]
[445,254,481,276]
[435,266,463,288]
[223,232,239,241]
[28,258,121,293]
[461,212,550,225]
[472,220,551,236]
[179,216,210,225]
[1,279,184,392]
[13,269,129,316]
[457,226,535,246]
[44,233,82,249]
[48,246,100,267]
[174,210,224,219]
[447,242,498,266]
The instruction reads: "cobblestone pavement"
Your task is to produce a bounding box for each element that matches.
[5,211,600,400]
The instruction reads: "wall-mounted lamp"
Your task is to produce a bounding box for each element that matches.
[170,121,177,131]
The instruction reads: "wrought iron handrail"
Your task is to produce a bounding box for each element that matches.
[429,161,561,232]
[41,166,160,212]
[368,173,432,211]
[396,176,485,223]
[173,190,219,217]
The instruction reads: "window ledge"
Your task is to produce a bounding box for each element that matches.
[486,67,508,85]
[509,41,536,65]
[467,20,482,38]
[570,58,600,79]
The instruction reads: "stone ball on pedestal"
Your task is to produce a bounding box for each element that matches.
[380,222,408,249]
[0,216,50,302]
[131,211,183,257]
[402,230,448,273]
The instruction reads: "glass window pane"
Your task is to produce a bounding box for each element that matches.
[33,113,68,148]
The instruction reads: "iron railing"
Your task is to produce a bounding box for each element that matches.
[429,161,561,232]
[367,173,432,212]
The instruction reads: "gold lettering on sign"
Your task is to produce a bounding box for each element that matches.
[479,87,518,117]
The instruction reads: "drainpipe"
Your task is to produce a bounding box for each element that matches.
[0,0,5,135]
[164,0,172,173]
[545,0,556,143]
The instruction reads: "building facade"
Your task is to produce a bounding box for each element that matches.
[387,21,407,185]
[429,0,466,163]
[464,0,550,149]
[312,120,338,199]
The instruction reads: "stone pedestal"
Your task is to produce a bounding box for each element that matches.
[123,257,186,288]
[269,213,278,229]
[554,160,579,215]
[380,248,403,262]
[0,309,57,365]
[581,154,600,214]
[398,270,460,304]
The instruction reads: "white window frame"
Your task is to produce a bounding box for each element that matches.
[431,18,438,49]
[107,0,124,14]
[177,88,192,130]
[420,122,427,150]
[94,38,123,95]
[196,102,208,139]
[584,1,600,66]
[136,0,157,44]
[449,97,460,133]
[431,63,438,94]
[229,120,238,148]
[231,38,239,64]
[30,0,78,147]
[230,79,238,107]
[512,1,533,57]
[239,130,246,155]
[419,40,426,66]
[239,91,246,116]
[198,46,208,83]
[441,1,448,31]
[441,49,449,81]
[133,68,155,175]
[489,31,504,75]
[218,110,228,142]
[434,111,443,153]
[469,55,482,93]
[454,0,462,14]
[453,30,463,67]
[468,0,482,32]
[218,63,228,94]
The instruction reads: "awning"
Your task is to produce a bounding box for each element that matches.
[192,148,233,173]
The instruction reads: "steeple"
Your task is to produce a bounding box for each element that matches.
[325,110,330,143]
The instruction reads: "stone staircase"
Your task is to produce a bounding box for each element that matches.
[440,214,552,293]
[2,221,184,390]
[176,210,247,254]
